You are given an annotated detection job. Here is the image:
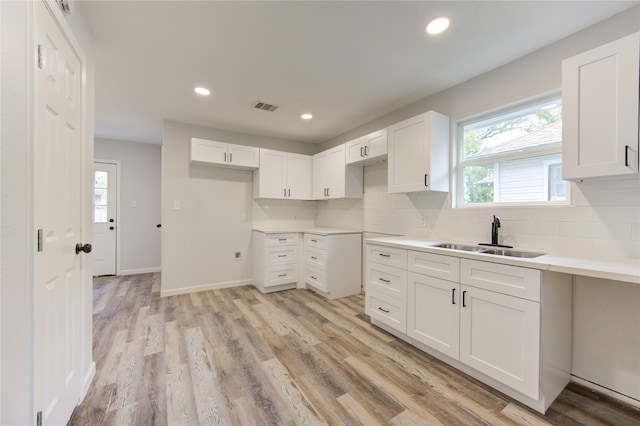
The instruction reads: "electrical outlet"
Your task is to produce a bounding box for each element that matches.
[234,251,242,260]
[420,215,428,228]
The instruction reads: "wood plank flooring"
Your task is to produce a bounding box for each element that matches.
[69,273,640,425]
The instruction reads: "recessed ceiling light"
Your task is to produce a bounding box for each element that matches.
[194,87,210,96]
[301,113,313,120]
[426,17,449,35]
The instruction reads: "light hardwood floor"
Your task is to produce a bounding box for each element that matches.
[69,273,640,425]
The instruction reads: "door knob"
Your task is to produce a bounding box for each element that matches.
[109,226,115,230]
[109,218,114,223]
[75,243,92,254]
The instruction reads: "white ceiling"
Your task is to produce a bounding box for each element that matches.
[78,1,637,145]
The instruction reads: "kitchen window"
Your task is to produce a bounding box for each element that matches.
[456,93,568,207]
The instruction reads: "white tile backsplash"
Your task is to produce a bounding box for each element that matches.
[313,164,640,259]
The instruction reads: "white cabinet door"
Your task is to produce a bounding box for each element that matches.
[562,32,639,180]
[314,145,363,199]
[366,128,387,159]
[228,144,260,168]
[459,285,540,399]
[346,137,365,164]
[326,145,347,198]
[191,138,227,165]
[408,272,460,359]
[286,153,312,199]
[388,111,449,193]
[255,148,287,199]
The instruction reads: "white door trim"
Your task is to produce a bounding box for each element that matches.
[94,159,122,275]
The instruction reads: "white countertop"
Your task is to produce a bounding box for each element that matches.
[253,227,362,236]
[366,236,640,285]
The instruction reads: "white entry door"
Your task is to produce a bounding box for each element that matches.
[93,162,118,275]
[33,1,88,424]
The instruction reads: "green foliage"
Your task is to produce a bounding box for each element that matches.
[462,107,561,204]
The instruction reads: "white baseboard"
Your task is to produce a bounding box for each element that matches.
[160,279,253,297]
[79,361,96,404]
[571,375,640,409]
[119,267,161,276]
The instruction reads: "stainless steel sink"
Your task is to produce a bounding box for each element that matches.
[478,248,544,258]
[432,243,487,252]
[432,242,544,258]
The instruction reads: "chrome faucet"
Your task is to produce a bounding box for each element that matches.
[491,215,501,245]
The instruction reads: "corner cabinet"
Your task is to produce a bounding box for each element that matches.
[387,111,450,193]
[313,144,363,199]
[190,137,260,170]
[346,129,388,166]
[253,149,312,200]
[562,32,639,180]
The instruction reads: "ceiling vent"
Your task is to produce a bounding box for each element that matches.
[252,100,279,112]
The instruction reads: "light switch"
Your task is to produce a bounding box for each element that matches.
[173,200,181,210]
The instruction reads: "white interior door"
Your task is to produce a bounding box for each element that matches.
[92,162,118,275]
[34,1,87,424]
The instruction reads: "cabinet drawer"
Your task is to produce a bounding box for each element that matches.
[265,266,297,287]
[367,291,406,334]
[305,246,326,269]
[304,266,327,292]
[367,244,407,269]
[366,262,407,301]
[304,233,326,249]
[266,246,297,266]
[460,259,541,302]
[408,251,460,281]
[265,233,298,246]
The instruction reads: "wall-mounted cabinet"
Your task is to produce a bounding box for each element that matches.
[253,149,312,200]
[190,137,260,169]
[346,129,388,166]
[387,111,450,193]
[313,144,363,199]
[562,32,639,181]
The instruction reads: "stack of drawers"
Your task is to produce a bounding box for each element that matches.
[253,232,299,293]
[304,234,328,292]
[365,245,408,334]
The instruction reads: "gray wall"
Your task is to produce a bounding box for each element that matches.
[95,138,162,274]
[161,120,315,296]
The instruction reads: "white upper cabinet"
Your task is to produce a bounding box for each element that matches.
[253,149,312,200]
[313,144,363,199]
[190,137,259,169]
[346,129,388,166]
[562,32,639,181]
[387,111,450,193]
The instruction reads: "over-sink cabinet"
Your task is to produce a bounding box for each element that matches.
[190,137,260,169]
[345,128,388,166]
[366,243,572,414]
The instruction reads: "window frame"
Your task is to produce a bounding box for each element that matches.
[454,92,569,208]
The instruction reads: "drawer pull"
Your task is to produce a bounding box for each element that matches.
[378,253,391,258]
[379,278,390,283]
[451,288,456,305]
[311,239,318,243]
[378,307,390,313]
[278,274,287,277]
[278,238,287,242]
[311,275,318,280]
[311,256,318,260]
[278,255,287,258]
[462,290,467,307]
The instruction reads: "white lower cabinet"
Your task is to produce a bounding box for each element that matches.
[366,243,572,414]
[253,232,299,293]
[304,233,362,299]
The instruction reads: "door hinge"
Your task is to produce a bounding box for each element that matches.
[37,44,45,69]
[36,411,43,426]
[37,229,43,252]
